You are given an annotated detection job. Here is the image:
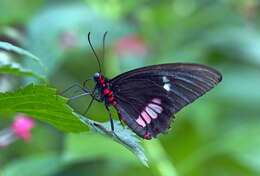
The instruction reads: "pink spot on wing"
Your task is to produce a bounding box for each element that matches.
[141,111,151,124]
[136,116,146,127]
[11,114,35,141]
[148,103,163,114]
[152,98,161,104]
[145,106,157,119]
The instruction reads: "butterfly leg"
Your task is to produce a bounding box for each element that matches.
[105,105,114,131]
[67,87,93,101]
[61,84,93,103]
[61,83,92,96]
[60,83,85,95]
[69,92,90,101]
[90,93,103,102]
[82,78,94,88]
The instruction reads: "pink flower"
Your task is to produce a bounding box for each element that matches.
[60,30,78,49]
[114,35,147,58]
[11,114,35,141]
[0,114,35,148]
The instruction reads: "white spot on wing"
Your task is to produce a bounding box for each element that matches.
[163,83,171,91]
[145,106,158,119]
[148,103,163,114]
[163,76,169,83]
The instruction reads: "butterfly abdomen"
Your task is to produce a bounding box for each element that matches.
[95,74,118,106]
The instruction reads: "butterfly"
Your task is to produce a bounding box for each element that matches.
[65,32,222,140]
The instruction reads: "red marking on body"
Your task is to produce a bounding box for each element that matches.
[113,101,117,106]
[144,133,150,139]
[108,97,114,102]
[117,110,120,114]
[100,78,105,84]
[104,89,110,95]
[108,91,113,96]
[121,117,126,122]
[98,75,102,81]
[102,84,106,87]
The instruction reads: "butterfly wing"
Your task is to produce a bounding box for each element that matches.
[110,63,222,139]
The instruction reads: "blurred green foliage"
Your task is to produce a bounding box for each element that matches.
[1,0,260,176]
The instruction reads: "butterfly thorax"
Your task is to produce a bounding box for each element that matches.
[94,72,118,107]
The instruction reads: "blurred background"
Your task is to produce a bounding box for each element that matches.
[1,0,260,176]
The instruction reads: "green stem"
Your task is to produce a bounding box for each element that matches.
[145,140,178,176]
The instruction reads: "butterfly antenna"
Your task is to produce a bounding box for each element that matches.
[101,31,108,71]
[88,32,102,73]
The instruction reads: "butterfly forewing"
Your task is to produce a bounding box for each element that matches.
[110,63,222,139]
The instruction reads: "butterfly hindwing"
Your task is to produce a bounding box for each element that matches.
[113,79,174,139]
[110,63,222,139]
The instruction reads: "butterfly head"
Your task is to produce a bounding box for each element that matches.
[94,72,107,86]
[94,72,100,80]
[93,72,101,83]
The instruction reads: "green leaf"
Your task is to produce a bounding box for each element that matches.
[0,41,41,63]
[0,84,88,132]
[1,153,63,176]
[0,64,46,82]
[76,113,148,166]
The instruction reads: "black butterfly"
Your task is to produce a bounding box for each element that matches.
[65,32,222,140]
